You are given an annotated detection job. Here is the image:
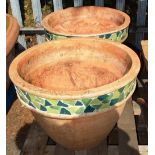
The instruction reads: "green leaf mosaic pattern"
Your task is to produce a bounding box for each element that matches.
[45,27,128,43]
[15,79,136,115]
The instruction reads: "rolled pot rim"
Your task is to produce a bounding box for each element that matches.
[42,6,130,37]
[6,14,20,56]
[18,84,135,119]
[141,40,148,61]
[9,38,140,100]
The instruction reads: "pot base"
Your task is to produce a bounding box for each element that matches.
[32,100,125,150]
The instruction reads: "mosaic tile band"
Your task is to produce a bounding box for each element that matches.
[45,27,128,43]
[15,79,136,115]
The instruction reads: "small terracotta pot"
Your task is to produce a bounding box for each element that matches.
[9,38,140,149]
[42,6,130,42]
[6,14,20,91]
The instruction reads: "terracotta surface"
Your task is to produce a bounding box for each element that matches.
[6,14,20,90]
[25,61,121,91]
[9,38,140,99]
[141,40,148,70]
[6,14,20,56]
[32,97,126,150]
[42,6,130,36]
[9,38,140,149]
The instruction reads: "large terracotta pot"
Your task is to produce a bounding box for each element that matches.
[42,6,130,42]
[6,14,20,91]
[9,38,140,150]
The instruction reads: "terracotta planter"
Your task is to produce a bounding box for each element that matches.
[141,40,148,70]
[9,38,140,150]
[6,14,20,91]
[42,6,130,42]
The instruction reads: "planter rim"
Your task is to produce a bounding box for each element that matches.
[6,14,20,56]
[18,85,135,119]
[9,38,140,100]
[141,40,148,61]
[42,6,130,37]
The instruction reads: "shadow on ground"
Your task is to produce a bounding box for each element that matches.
[15,120,141,155]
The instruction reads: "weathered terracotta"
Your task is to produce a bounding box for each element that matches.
[9,38,140,149]
[6,14,20,91]
[141,40,148,70]
[42,6,130,42]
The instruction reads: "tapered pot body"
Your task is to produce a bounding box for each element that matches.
[31,98,126,150]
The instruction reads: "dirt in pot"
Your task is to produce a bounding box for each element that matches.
[46,7,126,35]
[52,17,123,34]
[24,60,123,91]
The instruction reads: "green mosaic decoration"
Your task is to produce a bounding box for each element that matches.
[45,27,128,43]
[15,79,136,115]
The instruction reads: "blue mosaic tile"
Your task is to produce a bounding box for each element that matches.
[15,79,136,115]
[45,27,128,43]
[57,101,68,107]
[60,108,71,115]
[45,100,52,106]
[75,101,83,106]
[110,99,120,106]
[29,101,36,109]
[40,105,47,111]
[84,105,95,113]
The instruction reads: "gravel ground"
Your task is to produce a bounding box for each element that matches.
[7,100,34,155]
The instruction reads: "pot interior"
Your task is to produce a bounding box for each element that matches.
[45,7,126,35]
[18,40,132,92]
